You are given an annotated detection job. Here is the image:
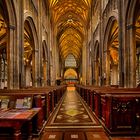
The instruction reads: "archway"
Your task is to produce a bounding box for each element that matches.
[94,41,100,86]
[64,68,78,85]
[0,3,8,89]
[104,18,119,85]
[24,19,35,87]
[126,0,140,87]
[42,41,50,86]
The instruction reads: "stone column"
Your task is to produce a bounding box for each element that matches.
[128,26,136,87]
[94,60,99,86]
[55,46,60,79]
[118,0,124,87]
[86,43,90,85]
[88,53,92,85]
[32,49,39,87]
[52,28,58,85]
[50,62,54,85]
[43,60,48,86]
[104,50,110,85]
[82,42,87,85]
[25,65,32,87]
[38,0,43,87]
[7,25,15,89]
[99,0,104,86]
[111,65,118,85]
[18,0,24,88]
[60,61,64,81]
[47,59,51,85]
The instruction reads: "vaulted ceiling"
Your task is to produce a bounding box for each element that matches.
[49,0,92,64]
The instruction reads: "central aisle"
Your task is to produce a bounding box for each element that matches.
[41,86,109,140]
[46,86,100,128]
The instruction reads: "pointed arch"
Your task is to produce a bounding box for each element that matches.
[0,1,16,89]
[125,0,140,87]
[93,40,100,85]
[23,16,39,87]
[42,40,50,85]
[103,16,119,85]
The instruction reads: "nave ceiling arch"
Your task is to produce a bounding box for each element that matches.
[49,0,92,67]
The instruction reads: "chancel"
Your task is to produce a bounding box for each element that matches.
[0,0,140,140]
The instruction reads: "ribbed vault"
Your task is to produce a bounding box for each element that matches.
[49,0,91,64]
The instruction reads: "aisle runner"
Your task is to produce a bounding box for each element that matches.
[45,87,101,129]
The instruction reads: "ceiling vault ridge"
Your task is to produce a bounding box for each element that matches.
[49,0,92,62]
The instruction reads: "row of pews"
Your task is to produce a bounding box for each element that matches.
[0,85,67,140]
[75,84,140,136]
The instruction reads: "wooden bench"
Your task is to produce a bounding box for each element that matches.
[0,85,66,138]
[0,85,66,120]
[100,93,140,135]
[75,85,140,135]
[92,88,140,118]
[0,94,41,140]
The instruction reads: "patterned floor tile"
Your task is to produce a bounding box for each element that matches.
[47,88,100,127]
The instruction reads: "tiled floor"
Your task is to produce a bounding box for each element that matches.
[46,87,100,127]
[41,86,109,139]
[41,86,140,140]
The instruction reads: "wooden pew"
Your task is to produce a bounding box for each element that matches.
[75,85,140,135]
[77,85,140,117]
[0,85,66,138]
[92,87,140,118]
[0,85,66,120]
[100,93,140,135]
[0,94,41,140]
[0,89,51,121]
